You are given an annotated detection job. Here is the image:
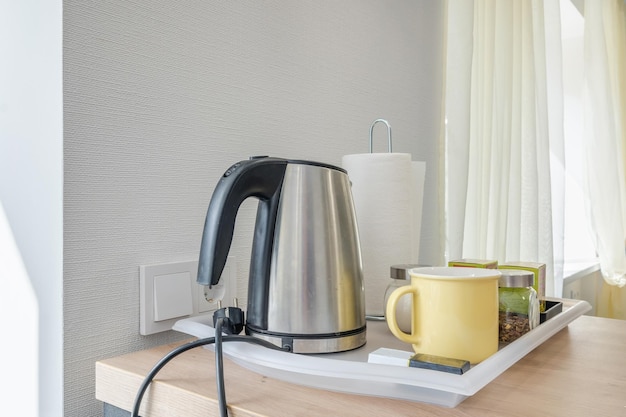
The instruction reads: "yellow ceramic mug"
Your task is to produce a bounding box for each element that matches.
[385,266,501,364]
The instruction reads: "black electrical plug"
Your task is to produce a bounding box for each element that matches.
[212,299,245,335]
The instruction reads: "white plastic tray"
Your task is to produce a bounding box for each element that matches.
[173,298,591,407]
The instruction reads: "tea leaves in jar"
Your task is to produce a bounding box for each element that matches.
[498,270,539,344]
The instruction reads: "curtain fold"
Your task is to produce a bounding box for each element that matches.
[444,0,564,296]
[582,0,626,288]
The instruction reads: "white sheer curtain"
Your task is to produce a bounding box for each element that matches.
[582,0,626,288]
[444,0,565,296]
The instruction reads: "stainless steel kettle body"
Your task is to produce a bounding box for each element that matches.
[197,157,366,353]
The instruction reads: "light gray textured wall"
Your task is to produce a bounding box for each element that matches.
[63,1,444,416]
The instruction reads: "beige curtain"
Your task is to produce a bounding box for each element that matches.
[584,0,626,319]
[597,281,626,319]
[582,0,626,288]
[444,0,564,296]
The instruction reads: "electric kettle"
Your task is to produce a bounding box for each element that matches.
[197,156,366,353]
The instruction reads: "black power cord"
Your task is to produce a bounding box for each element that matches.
[131,305,287,417]
[214,317,227,416]
[212,302,248,416]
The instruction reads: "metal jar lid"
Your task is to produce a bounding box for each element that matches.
[390,264,427,280]
[498,269,534,288]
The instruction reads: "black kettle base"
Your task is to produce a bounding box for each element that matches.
[246,326,367,354]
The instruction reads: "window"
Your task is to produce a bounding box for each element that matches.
[560,0,599,272]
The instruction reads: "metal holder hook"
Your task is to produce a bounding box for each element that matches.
[369,119,393,153]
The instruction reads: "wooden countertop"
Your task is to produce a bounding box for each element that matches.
[96,315,626,417]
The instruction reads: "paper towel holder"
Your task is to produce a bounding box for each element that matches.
[369,119,393,153]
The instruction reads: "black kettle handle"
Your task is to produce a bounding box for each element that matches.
[197,157,287,287]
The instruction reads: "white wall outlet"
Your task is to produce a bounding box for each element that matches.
[140,256,236,335]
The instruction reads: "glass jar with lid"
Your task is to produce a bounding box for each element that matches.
[384,264,424,333]
[498,269,540,343]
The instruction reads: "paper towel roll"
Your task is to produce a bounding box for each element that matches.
[342,153,425,316]
[411,161,426,262]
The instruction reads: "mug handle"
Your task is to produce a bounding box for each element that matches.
[385,285,419,344]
